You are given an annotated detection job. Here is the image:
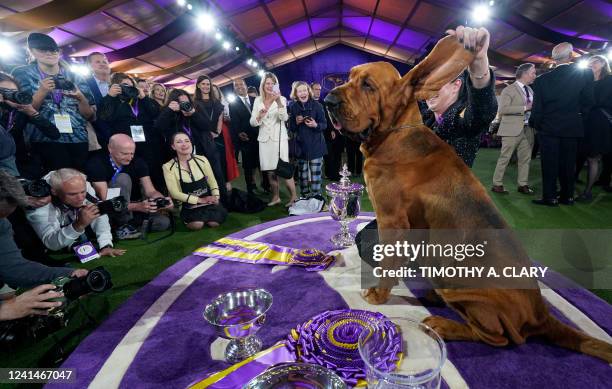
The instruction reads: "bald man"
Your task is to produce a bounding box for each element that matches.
[85,134,173,239]
[530,42,594,206]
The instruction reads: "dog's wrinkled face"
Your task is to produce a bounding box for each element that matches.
[325,62,402,135]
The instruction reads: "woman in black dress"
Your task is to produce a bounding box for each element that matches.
[578,55,612,201]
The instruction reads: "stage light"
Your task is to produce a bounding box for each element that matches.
[222,41,231,50]
[177,0,186,6]
[258,70,265,78]
[197,13,216,32]
[235,46,240,51]
[489,0,495,5]
[215,32,222,41]
[607,50,612,60]
[227,93,236,103]
[577,59,589,69]
[253,62,258,68]
[0,40,15,60]
[187,4,192,10]
[71,64,90,76]
[472,4,491,23]
[247,58,253,65]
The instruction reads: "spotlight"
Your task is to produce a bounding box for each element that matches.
[227,93,236,103]
[215,32,222,41]
[607,50,612,61]
[253,62,258,68]
[177,0,186,6]
[247,58,253,65]
[197,13,216,32]
[258,70,265,77]
[0,40,15,60]
[222,41,231,50]
[489,0,495,5]
[187,4,192,10]
[235,46,240,51]
[577,59,589,69]
[70,64,90,76]
[472,4,491,24]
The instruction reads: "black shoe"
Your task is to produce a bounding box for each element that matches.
[532,198,559,207]
[517,185,534,195]
[559,197,575,205]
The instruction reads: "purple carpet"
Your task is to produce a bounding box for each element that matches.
[47,214,612,389]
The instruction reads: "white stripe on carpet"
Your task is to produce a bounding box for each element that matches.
[88,259,218,389]
[539,281,612,343]
[244,215,375,241]
[321,246,469,389]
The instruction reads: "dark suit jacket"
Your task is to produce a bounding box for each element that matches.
[86,76,113,145]
[530,63,594,137]
[229,95,258,148]
[86,76,105,106]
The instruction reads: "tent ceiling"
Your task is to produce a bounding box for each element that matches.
[0,0,609,87]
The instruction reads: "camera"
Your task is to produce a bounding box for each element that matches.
[0,87,33,105]
[152,197,170,209]
[0,267,112,349]
[179,101,193,112]
[96,196,128,215]
[52,75,75,91]
[120,84,139,100]
[20,178,51,198]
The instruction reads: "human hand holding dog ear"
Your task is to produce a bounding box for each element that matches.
[446,26,490,60]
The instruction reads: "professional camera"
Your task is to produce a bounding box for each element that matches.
[20,178,51,198]
[0,267,113,349]
[0,87,33,105]
[52,75,75,91]
[96,195,128,215]
[120,84,139,100]
[153,197,170,209]
[179,101,193,112]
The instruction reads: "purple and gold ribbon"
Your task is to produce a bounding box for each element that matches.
[194,238,336,271]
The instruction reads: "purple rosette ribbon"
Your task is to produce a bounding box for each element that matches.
[286,309,402,386]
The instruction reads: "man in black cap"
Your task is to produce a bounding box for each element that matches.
[12,33,95,173]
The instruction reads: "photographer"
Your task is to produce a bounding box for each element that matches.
[11,33,94,172]
[0,171,87,322]
[25,169,125,257]
[154,89,225,191]
[85,134,173,239]
[98,73,165,192]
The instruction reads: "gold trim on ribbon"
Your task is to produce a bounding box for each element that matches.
[0,0,112,32]
[195,238,295,265]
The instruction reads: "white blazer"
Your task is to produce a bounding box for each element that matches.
[249,96,289,142]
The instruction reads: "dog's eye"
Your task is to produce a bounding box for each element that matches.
[362,79,374,91]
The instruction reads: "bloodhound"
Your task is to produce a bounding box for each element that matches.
[324,35,612,362]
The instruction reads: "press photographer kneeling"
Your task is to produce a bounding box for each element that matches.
[25,168,126,258]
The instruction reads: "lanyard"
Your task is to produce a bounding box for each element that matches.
[128,99,139,117]
[109,156,123,184]
[7,111,15,130]
[182,122,192,138]
[38,68,63,109]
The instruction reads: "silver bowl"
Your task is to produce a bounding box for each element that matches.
[243,363,347,389]
[203,288,273,363]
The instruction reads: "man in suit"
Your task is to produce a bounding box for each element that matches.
[314,82,343,181]
[492,63,536,194]
[229,78,260,194]
[86,52,112,148]
[530,42,594,206]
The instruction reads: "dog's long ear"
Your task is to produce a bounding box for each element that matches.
[401,35,475,101]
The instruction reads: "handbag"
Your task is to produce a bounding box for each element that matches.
[275,119,295,179]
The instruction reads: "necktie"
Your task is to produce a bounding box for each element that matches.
[523,85,531,103]
[243,96,251,112]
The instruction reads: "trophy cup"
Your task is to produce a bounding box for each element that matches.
[203,288,273,363]
[325,164,364,248]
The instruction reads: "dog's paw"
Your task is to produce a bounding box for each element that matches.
[361,288,391,305]
[422,315,448,335]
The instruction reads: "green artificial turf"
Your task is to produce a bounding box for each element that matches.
[1,148,610,377]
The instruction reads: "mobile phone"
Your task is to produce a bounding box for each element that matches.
[272,84,280,94]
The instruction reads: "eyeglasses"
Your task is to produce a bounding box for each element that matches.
[33,48,60,54]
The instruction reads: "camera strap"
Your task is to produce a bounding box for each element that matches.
[37,68,64,110]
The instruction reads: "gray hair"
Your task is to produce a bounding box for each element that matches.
[49,168,87,191]
[552,42,573,62]
[0,170,27,207]
[516,63,535,79]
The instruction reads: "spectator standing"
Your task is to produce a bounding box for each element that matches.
[250,72,297,207]
[492,63,536,194]
[85,52,113,148]
[150,83,167,111]
[212,84,239,191]
[288,82,327,197]
[12,33,95,172]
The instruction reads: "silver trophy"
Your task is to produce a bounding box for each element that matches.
[203,288,273,363]
[326,164,364,248]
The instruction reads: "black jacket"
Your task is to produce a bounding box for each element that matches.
[228,95,258,148]
[154,107,218,160]
[530,63,594,137]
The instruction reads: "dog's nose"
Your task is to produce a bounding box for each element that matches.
[324,91,340,107]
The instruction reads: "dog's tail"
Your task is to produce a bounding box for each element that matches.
[541,315,612,363]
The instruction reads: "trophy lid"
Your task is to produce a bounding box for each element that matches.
[325,164,364,196]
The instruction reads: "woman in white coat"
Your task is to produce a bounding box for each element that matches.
[250,72,297,207]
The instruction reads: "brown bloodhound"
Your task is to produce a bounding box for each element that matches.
[324,35,612,362]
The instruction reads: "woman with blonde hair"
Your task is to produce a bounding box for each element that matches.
[250,72,297,206]
[150,83,167,109]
